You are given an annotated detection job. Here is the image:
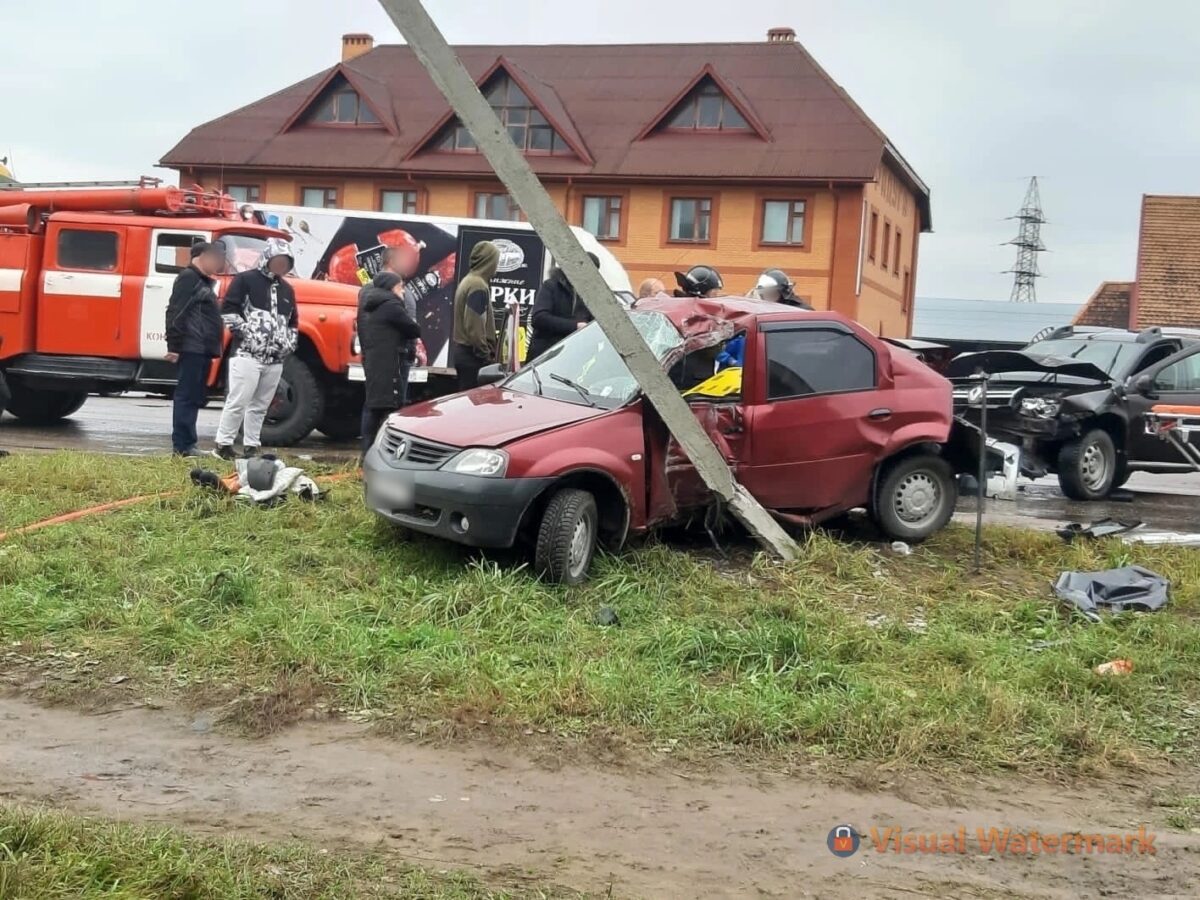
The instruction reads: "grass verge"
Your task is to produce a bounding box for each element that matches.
[0,803,574,899]
[2,452,1199,772]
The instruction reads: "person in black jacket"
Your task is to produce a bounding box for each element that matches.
[213,239,300,459]
[525,253,600,362]
[165,241,226,456]
[358,271,421,454]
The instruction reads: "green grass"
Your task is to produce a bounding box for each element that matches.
[2,452,1200,772]
[0,804,573,899]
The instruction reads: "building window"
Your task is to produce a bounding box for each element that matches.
[893,229,902,275]
[868,209,879,262]
[439,75,572,155]
[225,184,260,203]
[882,221,891,270]
[582,195,622,241]
[475,192,522,222]
[765,328,876,401]
[304,79,381,126]
[666,78,749,131]
[380,190,419,215]
[669,197,713,243]
[300,187,339,209]
[902,268,911,313]
[761,199,806,246]
[57,229,119,270]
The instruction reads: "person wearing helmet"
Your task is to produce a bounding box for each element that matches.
[213,238,300,459]
[673,265,724,298]
[754,269,812,309]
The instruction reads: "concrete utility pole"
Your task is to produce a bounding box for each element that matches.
[376,0,797,560]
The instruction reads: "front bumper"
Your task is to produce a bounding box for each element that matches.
[363,445,552,548]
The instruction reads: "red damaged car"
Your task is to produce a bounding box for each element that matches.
[363,297,958,583]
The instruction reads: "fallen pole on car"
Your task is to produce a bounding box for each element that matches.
[375,0,798,561]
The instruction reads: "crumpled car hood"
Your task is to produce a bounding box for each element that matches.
[946,350,1113,384]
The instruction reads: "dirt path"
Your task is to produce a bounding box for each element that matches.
[1,694,1196,899]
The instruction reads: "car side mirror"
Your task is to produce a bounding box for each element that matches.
[1133,374,1157,397]
[477,363,506,386]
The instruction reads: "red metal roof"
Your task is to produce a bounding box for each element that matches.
[160,41,929,227]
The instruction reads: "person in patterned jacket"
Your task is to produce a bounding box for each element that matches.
[212,239,299,459]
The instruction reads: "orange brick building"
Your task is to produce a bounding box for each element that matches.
[161,30,930,336]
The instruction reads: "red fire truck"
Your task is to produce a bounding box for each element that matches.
[0,180,362,444]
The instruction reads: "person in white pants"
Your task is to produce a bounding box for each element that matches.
[213,239,299,459]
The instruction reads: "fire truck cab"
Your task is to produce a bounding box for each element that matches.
[0,181,361,444]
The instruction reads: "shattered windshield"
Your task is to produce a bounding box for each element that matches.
[1029,339,1138,377]
[505,311,683,409]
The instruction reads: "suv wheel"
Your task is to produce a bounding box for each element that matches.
[535,488,599,585]
[1057,429,1116,500]
[873,454,957,543]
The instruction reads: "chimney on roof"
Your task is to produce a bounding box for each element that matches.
[767,27,796,43]
[342,33,374,62]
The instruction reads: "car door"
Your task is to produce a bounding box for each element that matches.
[141,229,211,361]
[38,223,126,357]
[740,321,891,511]
[1125,344,1200,466]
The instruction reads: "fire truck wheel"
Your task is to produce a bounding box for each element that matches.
[261,357,325,447]
[317,407,363,441]
[3,382,88,424]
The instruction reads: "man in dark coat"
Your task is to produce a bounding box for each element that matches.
[358,271,422,454]
[165,240,226,456]
[526,253,600,362]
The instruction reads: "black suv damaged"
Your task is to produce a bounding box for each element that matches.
[947,326,1200,500]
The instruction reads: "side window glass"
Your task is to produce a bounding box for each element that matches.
[765,328,875,401]
[1131,344,1176,375]
[57,229,119,271]
[154,233,205,275]
[680,334,746,402]
[1154,354,1200,392]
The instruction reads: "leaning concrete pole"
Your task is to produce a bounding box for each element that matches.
[377,0,798,561]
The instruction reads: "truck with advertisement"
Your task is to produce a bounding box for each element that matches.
[243,203,634,390]
[0,181,363,445]
[0,185,632,446]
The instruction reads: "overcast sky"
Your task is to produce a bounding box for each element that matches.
[4,0,1198,303]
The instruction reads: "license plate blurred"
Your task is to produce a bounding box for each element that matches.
[368,475,413,509]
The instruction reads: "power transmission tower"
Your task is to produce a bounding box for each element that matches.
[1004,176,1045,302]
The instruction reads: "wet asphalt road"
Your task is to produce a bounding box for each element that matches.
[3,394,1199,534]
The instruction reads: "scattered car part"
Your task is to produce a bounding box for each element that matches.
[1053,566,1170,622]
[1056,518,1144,542]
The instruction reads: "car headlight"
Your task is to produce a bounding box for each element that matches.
[1020,397,1061,418]
[445,448,508,477]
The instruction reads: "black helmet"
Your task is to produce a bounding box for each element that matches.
[673,266,724,297]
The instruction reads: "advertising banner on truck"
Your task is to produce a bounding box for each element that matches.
[252,208,548,369]
[454,225,545,367]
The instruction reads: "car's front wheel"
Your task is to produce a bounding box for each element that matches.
[1057,429,1116,500]
[873,454,957,542]
[535,488,599,585]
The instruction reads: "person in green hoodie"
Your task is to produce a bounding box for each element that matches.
[452,240,500,390]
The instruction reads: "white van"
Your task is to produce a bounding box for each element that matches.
[246,203,632,383]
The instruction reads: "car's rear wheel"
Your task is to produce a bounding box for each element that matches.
[1057,429,1116,500]
[535,488,599,585]
[873,454,957,542]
